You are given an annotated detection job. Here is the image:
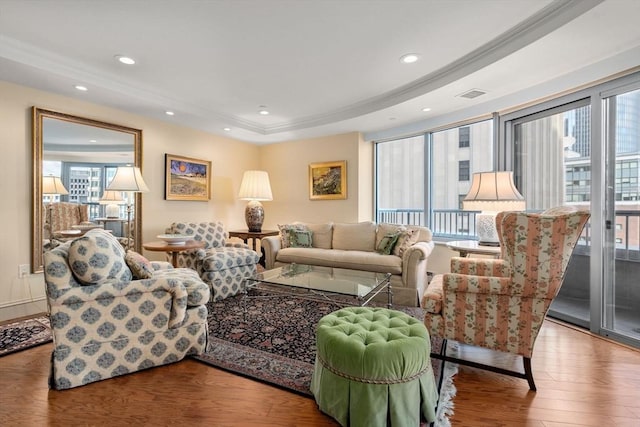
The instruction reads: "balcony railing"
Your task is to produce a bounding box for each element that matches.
[377,208,640,261]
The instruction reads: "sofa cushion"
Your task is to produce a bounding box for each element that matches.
[299,222,333,249]
[376,232,401,255]
[375,223,405,248]
[332,222,376,251]
[68,229,132,285]
[276,247,402,275]
[290,229,313,248]
[278,223,309,248]
[393,228,420,257]
[201,247,260,271]
[125,250,154,279]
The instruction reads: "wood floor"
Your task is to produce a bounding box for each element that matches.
[1,318,639,426]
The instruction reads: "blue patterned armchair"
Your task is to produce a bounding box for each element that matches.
[44,229,210,390]
[166,221,260,301]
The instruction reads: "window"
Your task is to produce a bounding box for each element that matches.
[458,160,470,181]
[375,135,425,226]
[458,126,470,148]
[375,119,493,238]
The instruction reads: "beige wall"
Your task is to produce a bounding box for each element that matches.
[258,131,370,229]
[0,81,372,321]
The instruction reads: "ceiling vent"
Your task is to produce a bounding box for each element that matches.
[458,89,487,99]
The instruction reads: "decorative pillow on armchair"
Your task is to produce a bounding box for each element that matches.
[125,250,154,279]
[68,229,132,285]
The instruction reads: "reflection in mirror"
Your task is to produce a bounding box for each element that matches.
[32,107,142,273]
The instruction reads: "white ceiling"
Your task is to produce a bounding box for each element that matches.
[1,0,640,145]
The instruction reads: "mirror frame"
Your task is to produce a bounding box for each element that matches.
[31,107,143,273]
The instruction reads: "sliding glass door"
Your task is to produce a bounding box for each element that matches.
[602,86,640,344]
[504,72,640,348]
[510,100,592,327]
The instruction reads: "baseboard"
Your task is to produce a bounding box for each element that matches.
[0,298,47,323]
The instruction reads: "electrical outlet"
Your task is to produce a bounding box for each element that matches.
[18,264,30,278]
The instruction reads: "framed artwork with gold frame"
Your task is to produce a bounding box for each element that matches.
[309,160,347,200]
[165,153,211,201]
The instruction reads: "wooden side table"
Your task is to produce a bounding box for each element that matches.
[228,229,279,267]
[446,240,501,258]
[142,240,205,267]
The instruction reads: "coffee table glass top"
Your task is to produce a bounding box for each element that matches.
[247,264,391,299]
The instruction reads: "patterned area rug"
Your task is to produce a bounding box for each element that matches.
[0,316,52,357]
[194,288,457,426]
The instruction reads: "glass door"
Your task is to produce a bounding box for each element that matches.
[601,86,640,344]
[511,100,592,328]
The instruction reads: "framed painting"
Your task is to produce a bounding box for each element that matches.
[165,154,211,201]
[309,160,347,200]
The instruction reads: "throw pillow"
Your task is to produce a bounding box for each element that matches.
[278,224,309,248]
[125,250,154,279]
[290,230,313,248]
[376,232,401,255]
[68,229,132,285]
[392,228,420,257]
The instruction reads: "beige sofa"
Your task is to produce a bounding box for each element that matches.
[261,221,434,307]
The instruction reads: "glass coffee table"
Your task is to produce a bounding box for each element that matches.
[244,263,393,308]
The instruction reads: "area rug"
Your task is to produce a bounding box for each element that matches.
[0,316,52,357]
[194,289,457,426]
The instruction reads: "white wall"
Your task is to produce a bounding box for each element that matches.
[0,81,372,322]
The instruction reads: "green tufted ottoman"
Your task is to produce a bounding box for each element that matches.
[311,307,438,427]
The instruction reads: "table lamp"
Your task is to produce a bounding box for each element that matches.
[238,170,273,232]
[42,176,69,234]
[463,171,525,246]
[99,190,125,218]
[106,166,149,249]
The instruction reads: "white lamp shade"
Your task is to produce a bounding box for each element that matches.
[42,176,69,195]
[238,170,273,201]
[106,166,149,192]
[463,171,525,212]
[98,191,125,204]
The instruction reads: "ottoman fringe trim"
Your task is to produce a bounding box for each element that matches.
[317,355,432,384]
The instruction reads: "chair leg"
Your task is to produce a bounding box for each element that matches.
[523,356,536,391]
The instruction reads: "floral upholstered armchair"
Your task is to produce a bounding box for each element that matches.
[422,206,590,390]
[166,221,260,301]
[44,229,210,390]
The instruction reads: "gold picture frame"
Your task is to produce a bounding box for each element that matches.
[165,153,211,201]
[309,160,347,200]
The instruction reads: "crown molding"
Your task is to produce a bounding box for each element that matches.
[0,0,603,137]
[262,0,603,134]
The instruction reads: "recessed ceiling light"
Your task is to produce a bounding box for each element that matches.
[422,107,432,112]
[89,139,97,143]
[115,55,136,65]
[74,85,88,91]
[165,111,174,116]
[258,106,270,115]
[400,53,419,64]
[223,127,231,132]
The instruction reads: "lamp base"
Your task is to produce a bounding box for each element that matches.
[105,204,120,218]
[476,212,500,246]
[245,200,264,232]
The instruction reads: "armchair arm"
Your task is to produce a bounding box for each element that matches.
[151,261,173,271]
[47,278,189,329]
[401,240,434,300]
[450,257,511,278]
[261,236,281,270]
[224,242,251,250]
[443,273,512,295]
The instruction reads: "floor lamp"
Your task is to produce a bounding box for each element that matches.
[106,166,149,250]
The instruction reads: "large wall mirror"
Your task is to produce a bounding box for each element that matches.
[31,107,143,273]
